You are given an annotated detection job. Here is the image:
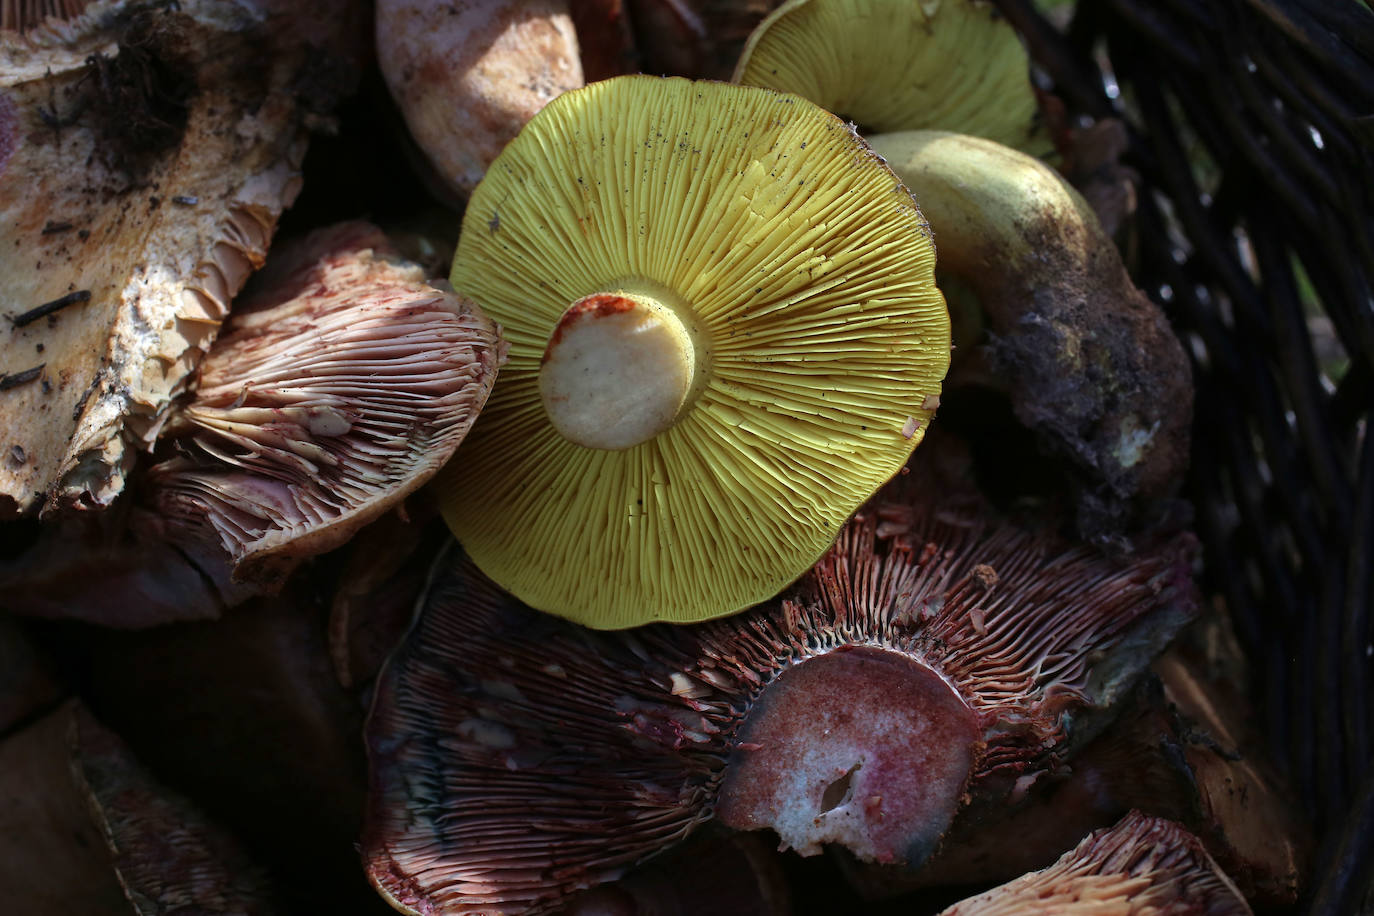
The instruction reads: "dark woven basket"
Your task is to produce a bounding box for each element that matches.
[994,0,1374,910]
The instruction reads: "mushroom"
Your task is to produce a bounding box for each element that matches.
[439,74,950,628]
[867,130,1193,539]
[1079,636,1310,907]
[139,220,503,592]
[79,588,377,912]
[732,0,1051,154]
[936,811,1252,915]
[567,0,639,81]
[839,654,1307,905]
[375,0,584,201]
[0,221,500,624]
[0,508,250,626]
[0,0,317,516]
[328,510,448,689]
[362,448,1198,912]
[0,700,280,913]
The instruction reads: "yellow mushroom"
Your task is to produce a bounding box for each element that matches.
[438,75,951,628]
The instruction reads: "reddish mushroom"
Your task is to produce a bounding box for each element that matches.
[937,811,1251,915]
[362,446,1198,913]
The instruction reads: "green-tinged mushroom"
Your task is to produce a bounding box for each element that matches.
[867,130,1192,537]
[733,0,1051,154]
[438,74,950,629]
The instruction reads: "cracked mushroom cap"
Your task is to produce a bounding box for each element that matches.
[141,221,503,589]
[363,466,1198,913]
[937,811,1252,915]
[438,74,950,628]
[0,0,311,516]
[733,0,1051,153]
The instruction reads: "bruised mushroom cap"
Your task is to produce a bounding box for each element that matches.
[732,0,1051,153]
[141,221,503,589]
[0,0,309,516]
[937,811,1252,915]
[439,74,950,628]
[363,462,1197,913]
[376,0,583,200]
[866,130,1193,536]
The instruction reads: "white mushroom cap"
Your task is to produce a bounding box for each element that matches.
[0,0,311,516]
[376,0,584,200]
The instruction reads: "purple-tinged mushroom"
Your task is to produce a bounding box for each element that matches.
[937,811,1251,915]
[140,220,503,591]
[0,221,502,625]
[844,650,1307,907]
[0,700,280,913]
[362,457,1198,913]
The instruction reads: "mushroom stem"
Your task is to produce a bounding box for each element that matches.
[539,287,703,450]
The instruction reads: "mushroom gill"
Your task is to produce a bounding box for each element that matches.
[937,811,1252,915]
[0,0,93,32]
[141,221,503,589]
[0,0,316,516]
[363,459,1198,914]
[0,700,279,913]
[733,0,1051,154]
[440,74,950,628]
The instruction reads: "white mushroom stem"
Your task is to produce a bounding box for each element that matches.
[539,290,701,450]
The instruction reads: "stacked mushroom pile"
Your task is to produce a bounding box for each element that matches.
[0,0,1308,913]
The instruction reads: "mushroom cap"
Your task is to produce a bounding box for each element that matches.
[937,811,1252,915]
[439,74,950,628]
[867,130,1194,536]
[143,221,503,588]
[363,457,1198,913]
[0,0,308,516]
[733,0,1051,154]
[375,0,584,200]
